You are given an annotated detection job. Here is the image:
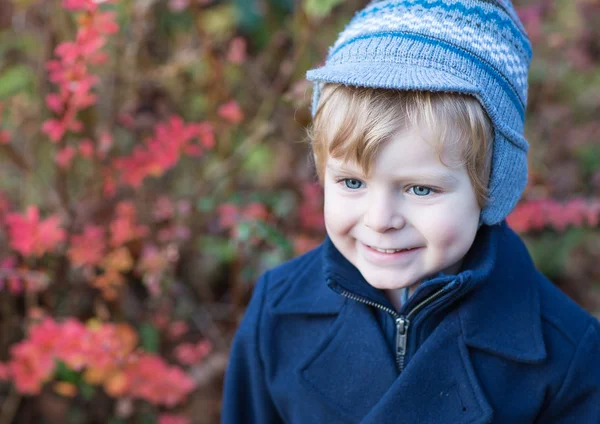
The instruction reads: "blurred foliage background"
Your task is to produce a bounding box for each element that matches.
[0,0,598,422]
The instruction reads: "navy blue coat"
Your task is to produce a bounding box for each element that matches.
[222,222,600,423]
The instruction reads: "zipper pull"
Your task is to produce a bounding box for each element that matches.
[395,317,410,372]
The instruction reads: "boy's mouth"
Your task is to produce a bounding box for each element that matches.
[366,245,419,254]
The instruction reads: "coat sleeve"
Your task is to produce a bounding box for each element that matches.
[221,272,282,424]
[536,319,600,423]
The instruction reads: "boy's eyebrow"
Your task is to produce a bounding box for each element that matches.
[407,171,460,185]
[327,164,460,185]
[326,164,361,173]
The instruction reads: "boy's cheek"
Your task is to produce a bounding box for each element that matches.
[324,199,353,227]
[434,215,479,255]
[324,194,360,232]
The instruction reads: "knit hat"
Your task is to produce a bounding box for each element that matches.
[306,0,532,225]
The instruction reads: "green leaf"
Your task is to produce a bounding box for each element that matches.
[78,381,96,401]
[156,2,194,32]
[303,0,345,18]
[137,411,157,424]
[524,229,584,279]
[271,190,297,218]
[233,0,263,33]
[242,144,273,176]
[197,196,216,212]
[574,145,600,178]
[0,65,35,98]
[199,4,236,40]
[139,323,160,353]
[198,236,237,262]
[55,360,80,384]
[236,221,252,241]
[254,221,294,256]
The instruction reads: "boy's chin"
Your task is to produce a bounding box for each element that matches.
[361,273,418,292]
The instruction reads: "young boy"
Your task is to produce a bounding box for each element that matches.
[222,1,600,422]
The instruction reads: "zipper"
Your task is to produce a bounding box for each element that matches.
[336,284,449,373]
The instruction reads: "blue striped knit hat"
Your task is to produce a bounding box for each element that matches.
[306,0,532,225]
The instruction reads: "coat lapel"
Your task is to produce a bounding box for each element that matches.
[298,301,398,422]
[361,311,493,424]
[458,223,546,363]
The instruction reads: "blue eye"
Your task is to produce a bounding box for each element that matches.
[344,179,364,190]
[410,186,432,196]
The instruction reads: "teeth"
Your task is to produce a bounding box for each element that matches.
[371,246,407,254]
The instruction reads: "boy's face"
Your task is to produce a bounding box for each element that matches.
[323,126,480,292]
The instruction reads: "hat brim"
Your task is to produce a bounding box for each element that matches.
[306,61,479,97]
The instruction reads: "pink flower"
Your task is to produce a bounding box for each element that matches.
[87,10,119,35]
[218,204,241,229]
[36,211,67,251]
[54,319,89,371]
[167,321,189,341]
[42,119,68,143]
[7,277,22,295]
[227,37,247,64]
[55,41,81,65]
[293,235,321,255]
[0,190,11,217]
[124,353,195,406]
[68,225,106,267]
[9,341,55,395]
[85,323,137,370]
[174,340,211,366]
[242,202,269,221]
[507,198,600,233]
[168,0,190,12]
[587,201,600,227]
[153,196,175,221]
[137,245,169,277]
[114,116,212,187]
[68,77,99,109]
[0,362,10,380]
[78,138,95,158]
[41,108,84,141]
[109,203,149,247]
[28,318,62,353]
[97,131,113,158]
[63,0,115,12]
[118,113,135,129]
[113,148,158,187]
[45,93,65,114]
[0,256,17,292]
[159,414,190,424]
[299,183,325,231]
[0,129,12,144]
[191,122,215,148]
[45,3,120,150]
[116,201,136,218]
[63,0,94,11]
[103,172,117,197]
[218,100,244,124]
[55,146,77,169]
[5,206,66,257]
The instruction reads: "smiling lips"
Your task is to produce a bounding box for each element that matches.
[366,245,419,254]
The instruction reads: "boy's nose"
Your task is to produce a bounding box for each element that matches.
[363,192,405,233]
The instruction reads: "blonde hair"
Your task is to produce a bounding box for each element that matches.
[307,83,494,208]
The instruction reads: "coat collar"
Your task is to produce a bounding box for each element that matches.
[269,245,346,316]
[458,221,546,363]
[272,221,546,363]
